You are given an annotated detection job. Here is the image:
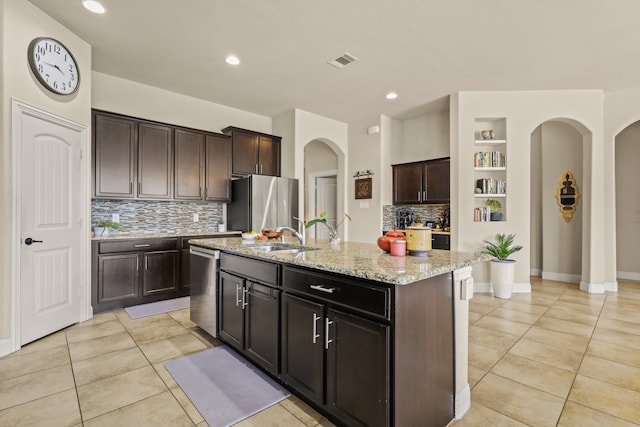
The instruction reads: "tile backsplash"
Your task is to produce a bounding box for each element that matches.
[382,204,450,230]
[91,200,224,234]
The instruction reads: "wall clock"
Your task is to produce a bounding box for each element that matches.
[27,37,80,95]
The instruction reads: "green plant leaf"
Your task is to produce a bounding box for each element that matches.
[482,233,522,260]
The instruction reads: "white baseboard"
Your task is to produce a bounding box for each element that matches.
[617,271,640,281]
[454,384,471,419]
[473,282,531,294]
[0,338,15,358]
[580,281,606,294]
[542,271,581,284]
[604,281,618,292]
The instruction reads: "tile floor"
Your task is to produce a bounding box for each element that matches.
[0,277,638,426]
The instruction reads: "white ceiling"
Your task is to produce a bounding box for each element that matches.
[28,0,640,124]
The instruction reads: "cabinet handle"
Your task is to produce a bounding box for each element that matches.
[325,318,333,349]
[136,258,139,271]
[145,256,148,270]
[235,284,242,306]
[423,190,426,200]
[417,191,421,202]
[255,164,258,174]
[310,284,335,294]
[134,244,150,248]
[242,287,248,309]
[260,164,263,174]
[312,313,321,344]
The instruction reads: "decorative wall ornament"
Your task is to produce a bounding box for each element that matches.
[355,178,372,199]
[555,170,580,222]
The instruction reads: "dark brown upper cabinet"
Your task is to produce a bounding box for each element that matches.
[93,110,231,202]
[222,126,281,177]
[93,112,137,198]
[205,134,232,201]
[174,128,204,201]
[392,157,450,204]
[137,122,173,199]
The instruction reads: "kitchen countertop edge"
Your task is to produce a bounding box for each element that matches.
[92,231,242,241]
[190,237,489,286]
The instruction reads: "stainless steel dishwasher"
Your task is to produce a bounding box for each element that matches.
[189,245,220,337]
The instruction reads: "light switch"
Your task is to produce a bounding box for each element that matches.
[193,213,199,222]
[112,213,119,223]
[359,201,369,209]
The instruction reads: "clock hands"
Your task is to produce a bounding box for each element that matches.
[42,61,64,74]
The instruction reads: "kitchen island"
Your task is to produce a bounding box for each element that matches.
[189,237,488,427]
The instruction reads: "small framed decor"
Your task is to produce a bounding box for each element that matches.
[555,169,580,222]
[355,177,372,199]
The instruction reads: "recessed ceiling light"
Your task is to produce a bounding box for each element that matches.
[225,55,240,65]
[386,92,398,100]
[82,0,105,14]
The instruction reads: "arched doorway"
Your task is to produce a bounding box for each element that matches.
[614,122,640,281]
[530,120,587,284]
[304,139,339,240]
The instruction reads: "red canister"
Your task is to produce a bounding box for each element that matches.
[390,239,406,257]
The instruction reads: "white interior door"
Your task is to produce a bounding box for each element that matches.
[314,176,337,240]
[18,107,85,345]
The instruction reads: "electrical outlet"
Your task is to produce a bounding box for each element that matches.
[193,213,199,222]
[112,213,119,223]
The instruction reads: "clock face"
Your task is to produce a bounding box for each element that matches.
[28,37,80,95]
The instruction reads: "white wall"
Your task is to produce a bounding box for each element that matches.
[392,111,450,164]
[1,0,92,346]
[348,118,382,243]
[92,72,271,135]
[305,140,338,174]
[614,122,640,279]
[453,90,606,292]
[530,127,543,273]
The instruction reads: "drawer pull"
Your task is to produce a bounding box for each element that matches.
[312,313,321,344]
[310,284,335,294]
[325,318,333,349]
[134,244,150,248]
[242,287,248,309]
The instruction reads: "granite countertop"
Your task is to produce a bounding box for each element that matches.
[189,237,489,286]
[92,230,242,241]
[383,229,451,235]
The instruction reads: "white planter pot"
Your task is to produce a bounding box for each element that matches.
[490,259,516,299]
[93,227,106,236]
[218,224,226,232]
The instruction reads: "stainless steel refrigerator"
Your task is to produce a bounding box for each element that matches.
[227,175,299,232]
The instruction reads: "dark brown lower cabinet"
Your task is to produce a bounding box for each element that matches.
[92,235,230,313]
[143,250,178,295]
[97,253,139,303]
[280,294,324,404]
[218,269,280,375]
[325,309,389,427]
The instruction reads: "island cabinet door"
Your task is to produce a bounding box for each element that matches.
[218,271,245,351]
[244,281,279,375]
[325,309,390,427]
[280,294,325,405]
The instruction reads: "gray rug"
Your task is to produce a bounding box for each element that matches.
[124,296,190,318]
[165,346,290,427]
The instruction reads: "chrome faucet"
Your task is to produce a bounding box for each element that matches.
[275,217,305,245]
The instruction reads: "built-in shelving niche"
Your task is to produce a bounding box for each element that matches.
[473,118,507,222]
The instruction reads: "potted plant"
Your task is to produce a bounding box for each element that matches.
[483,233,522,299]
[218,219,226,232]
[486,199,502,221]
[93,220,123,236]
[305,211,351,245]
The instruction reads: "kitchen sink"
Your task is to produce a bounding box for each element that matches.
[250,244,317,254]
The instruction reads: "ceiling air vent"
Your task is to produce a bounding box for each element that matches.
[327,52,358,69]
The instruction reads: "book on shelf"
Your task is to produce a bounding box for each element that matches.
[474,206,492,222]
[475,178,506,195]
[474,151,506,168]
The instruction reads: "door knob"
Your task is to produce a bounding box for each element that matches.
[25,238,43,245]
